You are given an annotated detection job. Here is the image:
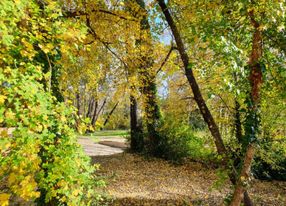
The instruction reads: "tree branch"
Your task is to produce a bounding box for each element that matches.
[64,8,138,22]
[85,14,129,69]
[216,94,233,113]
[156,46,176,75]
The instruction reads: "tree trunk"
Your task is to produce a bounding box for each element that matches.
[86,97,94,119]
[157,0,226,155]
[130,94,138,136]
[102,101,119,128]
[233,99,243,167]
[130,94,144,152]
[230,10,263,206]
[50,65,64,102]
[230,144,255,206]
[82,91,86,118]
[92,98,106,126]
[157,1,255,205]
[141,73,161,152]
[234,101,243,143]
[76,92,81,116]
[135,0,162,153]
[91,100,98,125]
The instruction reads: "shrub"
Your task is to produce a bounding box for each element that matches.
[0,0,103,205]
[252,139,286,181]
[154,117,212,162]
[0,67,103,206]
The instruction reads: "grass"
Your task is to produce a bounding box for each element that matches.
[92,130,129,137]
[81,130,129,143]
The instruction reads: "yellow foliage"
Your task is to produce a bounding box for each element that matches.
[0,193,10,206]
[0,95,7,105]
[4,110,15,121]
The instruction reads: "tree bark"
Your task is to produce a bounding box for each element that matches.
[230,144,255,206]
[135,0,162,153]
[234,100,243,144]
[130,94,138,135]
[82,89,86,118]
[92,98,106,126]
[157,2,255,205]
[230,10,263,206]
[157,0,226,155]
[86,97,94,119]
[76,92,81,116]
[91,100,98,125]
[130,94,144,152]
[142,75,161,152]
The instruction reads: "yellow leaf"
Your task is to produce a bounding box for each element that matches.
[8,173,17,185]
[5,110,15,120]
[0,193,10,206]
[0,95,7,105]
[35,124,43,132]
[72,189,80,196]
[0,129,8,137]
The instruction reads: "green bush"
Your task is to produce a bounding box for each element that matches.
[154,117,212,162]
[252,139,286,180]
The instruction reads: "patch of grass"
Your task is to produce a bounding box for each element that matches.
[82,130,129,143]
[92,130,129,137]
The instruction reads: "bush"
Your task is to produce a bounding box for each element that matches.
[153,117,212,162]
[0,1,103,205]
[0,68,103,205]
[252,157,286,181]
[252,139,286,181]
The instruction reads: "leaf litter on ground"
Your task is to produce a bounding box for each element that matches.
[92,153,286,206]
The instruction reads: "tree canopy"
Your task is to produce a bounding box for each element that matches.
[0,0,285,205]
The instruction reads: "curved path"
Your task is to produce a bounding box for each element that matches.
[78,136,126,156]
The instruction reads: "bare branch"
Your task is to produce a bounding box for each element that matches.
[156,46,176,75]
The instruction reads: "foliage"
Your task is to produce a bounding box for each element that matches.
[153,116,212,162]
[1,0,285,204]
[163,0,286,178]
[103,102,129,130]
[0,66,103,206]
[0,0,102,205]
[252,138,286,181]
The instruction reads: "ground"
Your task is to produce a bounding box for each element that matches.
[79,131,286,206]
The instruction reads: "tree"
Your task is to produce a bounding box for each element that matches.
[157,0,286,205]
[157,0,226,156]
[132,0,162,153]
[156,0,253,204]
[0,0,101,204]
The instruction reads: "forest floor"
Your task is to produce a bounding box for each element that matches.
[79,133,286,206]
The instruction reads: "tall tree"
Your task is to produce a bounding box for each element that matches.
[230,9,263,206]
[156,0,253,205]
[131,0,162,153]
[157,0,226,155]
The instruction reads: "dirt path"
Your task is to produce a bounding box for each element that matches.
[78,137,125,156]
[78,137,286,205]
